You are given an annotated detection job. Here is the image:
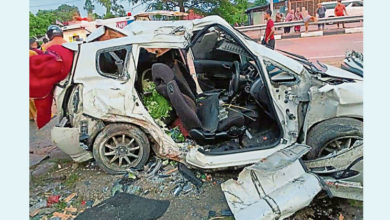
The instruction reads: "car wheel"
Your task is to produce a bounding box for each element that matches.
[93,123,150,174]
[305,117,363,159]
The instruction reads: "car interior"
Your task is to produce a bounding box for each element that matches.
[135,25,282,154]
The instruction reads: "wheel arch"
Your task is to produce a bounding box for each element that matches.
[89,114,183,161]
[300,115,363,144]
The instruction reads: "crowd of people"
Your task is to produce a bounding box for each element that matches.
[263,0,349,50]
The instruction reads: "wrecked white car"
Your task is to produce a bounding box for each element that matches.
[52,16,363,215]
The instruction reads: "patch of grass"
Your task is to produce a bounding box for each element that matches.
[53,201,67,211]
[348,199,363,208]
[64,173,79,188]
[71,196,83,208]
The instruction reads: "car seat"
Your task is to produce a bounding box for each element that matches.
[151,63,245,144]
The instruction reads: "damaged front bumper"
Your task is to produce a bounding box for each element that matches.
[221,144,324,220]
[51,126,93,162]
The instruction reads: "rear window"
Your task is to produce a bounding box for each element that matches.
[96,45,132,79]
[352,1,363,7]
[323,3,337,9]
[323,2,352,9]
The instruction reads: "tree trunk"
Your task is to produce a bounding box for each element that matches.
[178,0,185,12]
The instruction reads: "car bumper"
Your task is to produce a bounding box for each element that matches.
[51,126,93,162]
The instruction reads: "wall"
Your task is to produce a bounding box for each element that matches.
[289,0,336,16]
[63,28,88,42]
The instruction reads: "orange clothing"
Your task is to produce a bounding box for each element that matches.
[335,3,346,16]
[41,37,67,52]
[29,50,37,56]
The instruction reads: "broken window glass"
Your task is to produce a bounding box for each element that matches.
[263,59,297,83]
[96,46,131,79]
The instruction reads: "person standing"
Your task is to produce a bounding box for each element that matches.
[334,0,348,28]
[316,3,326,30]
[41,25,67,52]
[284,9,294,34]
[262,9,275,50]
[29,37,43,55]
[294,7,303,32]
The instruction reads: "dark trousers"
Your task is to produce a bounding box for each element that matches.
[266,39,275,50]
[284,27,291,33]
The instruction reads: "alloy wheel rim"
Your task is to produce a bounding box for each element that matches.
[100,133,142,169]
[318,135,362,157]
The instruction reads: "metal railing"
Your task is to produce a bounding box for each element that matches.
[236,15,363,32]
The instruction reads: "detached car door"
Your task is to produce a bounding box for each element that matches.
[72,42,135,118]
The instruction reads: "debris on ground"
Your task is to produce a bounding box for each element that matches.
[64,193,77,203]
[47,195,60,207]
[178,163,203,188]
[75,192,170,220]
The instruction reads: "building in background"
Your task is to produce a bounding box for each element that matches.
[245,0,347,25]
[246,0,288,25]
[288,0,336,17]
[62,16,134,42]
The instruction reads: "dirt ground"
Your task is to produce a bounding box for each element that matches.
[29,60,362,220]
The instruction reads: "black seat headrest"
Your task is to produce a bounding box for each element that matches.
[152,63,175,84]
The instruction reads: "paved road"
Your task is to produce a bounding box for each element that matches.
[275,33,363,63]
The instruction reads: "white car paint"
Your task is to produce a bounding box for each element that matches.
[322,0,364,18]
[53,16,362,171]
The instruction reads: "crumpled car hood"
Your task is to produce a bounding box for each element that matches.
[323,64,363,81]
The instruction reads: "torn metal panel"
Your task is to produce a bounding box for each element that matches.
[221,144,323,220]
[305,140,363,174]
[51,127,93,162]
[322,177,363,201]
[322,64,362,81]
[302,82,363,142]
[305,141,363,201]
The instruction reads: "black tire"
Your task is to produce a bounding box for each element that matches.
[93,123,150,174]
[306,117,363,159]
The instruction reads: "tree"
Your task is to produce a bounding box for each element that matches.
[36,4,80,23]
[29,12,55,37]
[94,0,126,18]
[29,4,81,38]
[126,0,247,23]
[90,0,248,24]
[84,0,95,15]
[131,0,218,13]
[212,0,248,25]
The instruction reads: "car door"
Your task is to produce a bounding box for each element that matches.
[349,1,363,16]
[72,42,136,119]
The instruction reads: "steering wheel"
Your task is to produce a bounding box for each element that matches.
[228,61,241,98]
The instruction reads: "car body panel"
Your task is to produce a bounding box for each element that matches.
[221,144,323,219]
[51,16,363,208]
[51,126,93,162]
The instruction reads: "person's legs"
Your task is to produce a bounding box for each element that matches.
[267,39,275,50]
[305,22,309,32]
[342,21,345,28]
